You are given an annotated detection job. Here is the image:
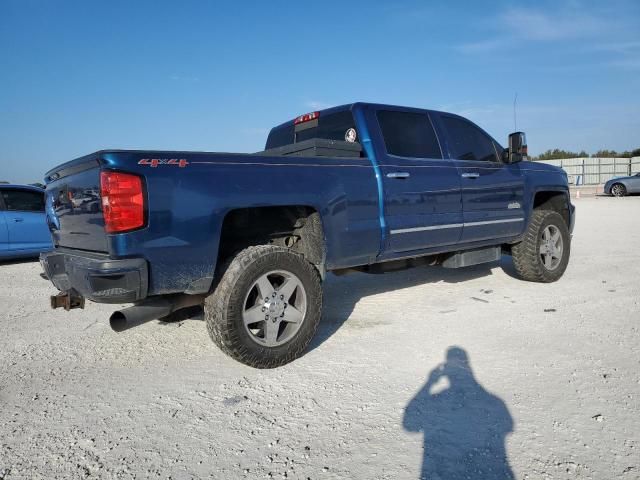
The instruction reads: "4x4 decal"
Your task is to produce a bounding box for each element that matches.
[138,158,189,168]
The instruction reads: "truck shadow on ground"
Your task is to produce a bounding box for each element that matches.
[309,258,505,351]
[403,346,515,479]
[169,256,515,352]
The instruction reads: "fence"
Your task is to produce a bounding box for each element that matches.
[534,157,640,185]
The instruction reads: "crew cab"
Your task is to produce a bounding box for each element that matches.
[41,103,575,368]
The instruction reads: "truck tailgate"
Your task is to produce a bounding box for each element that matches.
[45,156,109,253]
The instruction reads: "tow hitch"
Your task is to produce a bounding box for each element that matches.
[50,290,85,310]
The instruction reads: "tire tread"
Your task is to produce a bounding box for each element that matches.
[204,245,322,368]
[511,209,570,283]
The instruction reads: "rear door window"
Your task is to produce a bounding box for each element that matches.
[441,115,499,162]
[1,189,45,212]
[376,110,442,159]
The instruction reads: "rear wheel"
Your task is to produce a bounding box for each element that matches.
[611,183,627,197]
[510,210,570,283]
[204,245,322,368]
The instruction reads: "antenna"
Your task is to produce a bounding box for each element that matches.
[513,92,518,132]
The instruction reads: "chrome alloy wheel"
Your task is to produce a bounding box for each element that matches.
[611,184,626,197]
[242,270,307,347]
[539,225,564,271]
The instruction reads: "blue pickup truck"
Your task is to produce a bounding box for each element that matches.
[41,103,575,367]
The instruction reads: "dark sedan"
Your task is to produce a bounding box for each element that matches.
[604,173,640,197]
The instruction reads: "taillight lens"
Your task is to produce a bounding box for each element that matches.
[100,171,145,233]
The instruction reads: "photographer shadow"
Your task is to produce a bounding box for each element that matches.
[403,346,514,480]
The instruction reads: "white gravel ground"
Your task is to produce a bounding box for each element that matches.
[1,197,639,480]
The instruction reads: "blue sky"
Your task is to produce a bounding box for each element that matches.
[1,0,639,183]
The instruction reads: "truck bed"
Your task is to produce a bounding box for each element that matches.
[43,147,380,296]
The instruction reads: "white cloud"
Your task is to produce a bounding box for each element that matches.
[591,41,640,54]
[500,7,605,41]
[609,58,640,70]
[597,42,640,70]
[455,5,634,55]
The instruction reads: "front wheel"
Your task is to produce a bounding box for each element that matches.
[611,183,627,197]
[204,245,322,368]
[510,210,571,283]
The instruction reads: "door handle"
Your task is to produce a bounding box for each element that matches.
[461,172,480,179]
[13,218,24,222]
[386,172,410,179]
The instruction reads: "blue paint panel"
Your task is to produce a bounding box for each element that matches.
[364,106,463,253]
[379,158,463,252]
[456,161,526,242]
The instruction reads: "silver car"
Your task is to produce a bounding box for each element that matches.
[604,173,640,197]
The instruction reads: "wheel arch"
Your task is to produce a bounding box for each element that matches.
[531,189,571,228]
[610,181,627,195]
[216,205,326,277]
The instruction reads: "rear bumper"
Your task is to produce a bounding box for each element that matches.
[40,248,148,304]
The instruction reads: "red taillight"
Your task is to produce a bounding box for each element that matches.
[100,171,145,233]
[294,111,319,125]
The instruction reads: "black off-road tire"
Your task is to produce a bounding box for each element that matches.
[204,245,322,368]
[510,210,570,283]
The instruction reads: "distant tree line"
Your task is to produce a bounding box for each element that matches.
[534,148,640,160]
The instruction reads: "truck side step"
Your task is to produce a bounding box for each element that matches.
[441,246,501,269]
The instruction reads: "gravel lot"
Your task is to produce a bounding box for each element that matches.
[1,197,639,479]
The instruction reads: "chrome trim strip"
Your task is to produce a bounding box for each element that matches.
[390,223,464,234]
[390,217,524,235]
[464,218,524,227]
[386,172,410,179]
[402,188,460,194]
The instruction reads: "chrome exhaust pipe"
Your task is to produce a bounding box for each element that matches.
[109,294,204,332]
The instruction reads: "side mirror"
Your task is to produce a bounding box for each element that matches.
[507,131,527,163]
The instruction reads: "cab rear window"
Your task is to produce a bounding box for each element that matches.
[265,111,358,149]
